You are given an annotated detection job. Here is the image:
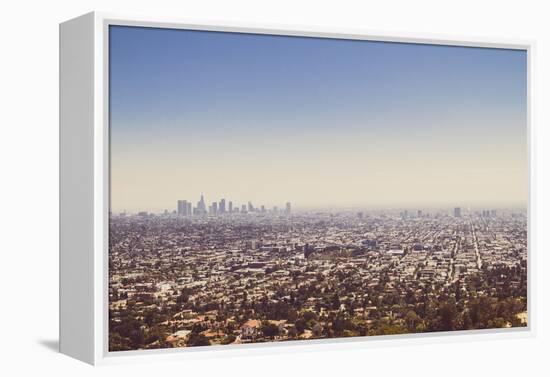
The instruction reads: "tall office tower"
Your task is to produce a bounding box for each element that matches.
[285,202,291,215]
[181,200,189,216]
[417,210,422,218]
[177,200,185,215]
[261,205,266,213]
[241,204,247,213]
[197,194,206,214]
[228,201,233,213]
[219,198,226,213]
[211,202,218,214]
[187,202,192,216]
[454,207,462,218]
[248,201,254,212]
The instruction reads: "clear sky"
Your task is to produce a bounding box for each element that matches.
[109,25,527,213]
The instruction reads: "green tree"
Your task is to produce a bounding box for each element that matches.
[262,322,280,339]
[405,310,420,332]
[187,333,210,347]
[295,318,307,334]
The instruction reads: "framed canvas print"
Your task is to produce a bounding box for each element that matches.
[59,12,534,365]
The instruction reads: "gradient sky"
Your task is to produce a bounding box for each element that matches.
[109,25,527,212]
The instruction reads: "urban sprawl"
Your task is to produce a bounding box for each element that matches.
[109,196,527,351]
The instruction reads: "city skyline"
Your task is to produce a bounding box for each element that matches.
[174,195,292,216]
[113,193,525,215]
[114,200,527,215]
[109,26,527,213]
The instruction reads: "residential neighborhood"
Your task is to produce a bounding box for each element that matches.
[108,205,527,351]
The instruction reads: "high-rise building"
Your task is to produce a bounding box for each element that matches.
[202,195,207,211]
[219,198,226,213]
[228,201,233,213]
[177,200,185,215]
[178,200,192,216]
[198,194,207,214]
[211,202,218,214]
[248,201,254,212]
[241,204,247,213]
[285,202,291,215]
[454,207,462,217]
[261,205,266,213]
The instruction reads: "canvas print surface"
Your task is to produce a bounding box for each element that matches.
[108,25,528,351]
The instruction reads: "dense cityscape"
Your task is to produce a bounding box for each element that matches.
[108,195,527,351]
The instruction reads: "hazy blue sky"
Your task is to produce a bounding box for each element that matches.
[109,25,527,212]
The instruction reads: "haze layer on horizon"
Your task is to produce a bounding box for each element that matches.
[109,26,527,213]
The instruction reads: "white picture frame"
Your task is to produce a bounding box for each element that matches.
[59,11,535,365]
